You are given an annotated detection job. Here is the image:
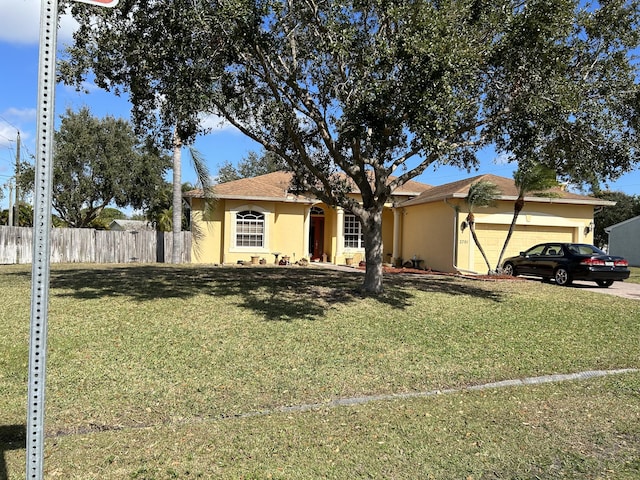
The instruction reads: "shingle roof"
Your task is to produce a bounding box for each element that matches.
[109,219,154,231]
[184,171,431,201]
[400,173,614,207]
[185,171,612,207]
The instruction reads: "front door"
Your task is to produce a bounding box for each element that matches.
[310,216,325,261]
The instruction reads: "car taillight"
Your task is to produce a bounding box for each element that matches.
[581,258,606,266]
[615,259,629,267]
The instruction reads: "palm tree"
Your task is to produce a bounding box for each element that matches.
[464,181,501,274]
[171,131,184,263]
[496,164,558,272]
[170,129,213,263]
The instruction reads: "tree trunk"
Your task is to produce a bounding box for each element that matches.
[361,208,384,294]
[171,131,183,264]
[495,199,524,272]
[466,212,493,275]
[469,223,493,274]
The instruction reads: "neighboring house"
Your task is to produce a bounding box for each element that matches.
[605,216,640,267]
[185,171,614,273]
[109,219,154,231]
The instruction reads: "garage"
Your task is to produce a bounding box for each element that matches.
[471,224,576,273]
[398,173,613,274]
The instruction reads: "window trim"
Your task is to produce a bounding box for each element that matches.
[343,212,365,250]
[230,206,270,252]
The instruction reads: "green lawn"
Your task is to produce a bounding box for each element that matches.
[627,266,640,284]
[1,264,639,479]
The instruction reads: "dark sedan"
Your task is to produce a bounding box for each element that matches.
[502,243,630,287]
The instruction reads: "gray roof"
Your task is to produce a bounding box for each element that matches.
[109,219,154,231]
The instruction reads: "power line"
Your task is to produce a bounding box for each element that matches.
[0,115,20,131]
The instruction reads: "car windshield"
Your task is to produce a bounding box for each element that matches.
[566,244,606,255]
[524,245,546,256]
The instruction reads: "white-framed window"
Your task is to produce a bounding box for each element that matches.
[235,210,265,248]
[344,213,364,249]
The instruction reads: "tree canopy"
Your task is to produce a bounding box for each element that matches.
[19,107,170,228]
[0,204,32,227]
[60,0,640,292]
[216,150,288,183]
[145,181,194,232]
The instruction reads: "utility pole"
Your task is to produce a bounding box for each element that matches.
[8,182,13,226]
[14,131,20,226]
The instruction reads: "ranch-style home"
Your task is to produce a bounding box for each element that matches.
[185,171,614,274]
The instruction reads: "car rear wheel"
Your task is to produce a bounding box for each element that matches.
[502,262,517,276]
[596,279,614,288]
[554,267,572,286]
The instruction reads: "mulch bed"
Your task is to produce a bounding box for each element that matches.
[356,264,520,281]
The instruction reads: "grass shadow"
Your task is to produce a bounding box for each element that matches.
[8,265,505,322]
[0,425,25,480]
[386,274,506,303]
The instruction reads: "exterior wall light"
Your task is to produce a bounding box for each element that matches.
[585,220,595,235]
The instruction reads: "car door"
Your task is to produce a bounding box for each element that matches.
[518,244,547,275]
[538,244,564,278]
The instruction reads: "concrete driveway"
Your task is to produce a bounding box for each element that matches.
[551,279,640,300]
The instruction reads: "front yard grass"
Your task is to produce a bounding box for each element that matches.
[627,266,640,284]
[1,264,638,479]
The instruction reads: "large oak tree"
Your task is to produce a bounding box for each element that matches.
[60,0,639,292]
[19,107,170,228]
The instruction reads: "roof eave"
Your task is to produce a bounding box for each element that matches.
[400,193,615,207]
[519,196,616,206]
[209,194,316,204]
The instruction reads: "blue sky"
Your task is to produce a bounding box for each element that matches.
[1,0,640,212]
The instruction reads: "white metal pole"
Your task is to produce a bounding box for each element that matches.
[27,0,58,478]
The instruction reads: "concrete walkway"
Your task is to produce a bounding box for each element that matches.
[237,369,638,418]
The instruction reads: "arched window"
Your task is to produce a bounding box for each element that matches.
[310,206,325,216]
[235,210,265,247]
[344,213,364,249]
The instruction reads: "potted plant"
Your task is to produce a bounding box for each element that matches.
[344,249,354,266]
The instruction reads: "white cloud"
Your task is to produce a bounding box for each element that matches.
[4,107,37,123]
[0,123,17,148]
[493,152,513,165]
[0,109,35,147]
[0,0,78,45]
[199,113,240,134]
[61,80,102,95]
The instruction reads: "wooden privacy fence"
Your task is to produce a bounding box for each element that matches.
[0,226,191,264]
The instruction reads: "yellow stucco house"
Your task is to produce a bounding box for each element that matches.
[398,174,613,273]
[186,171,613,274]
[185,171,430,266]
